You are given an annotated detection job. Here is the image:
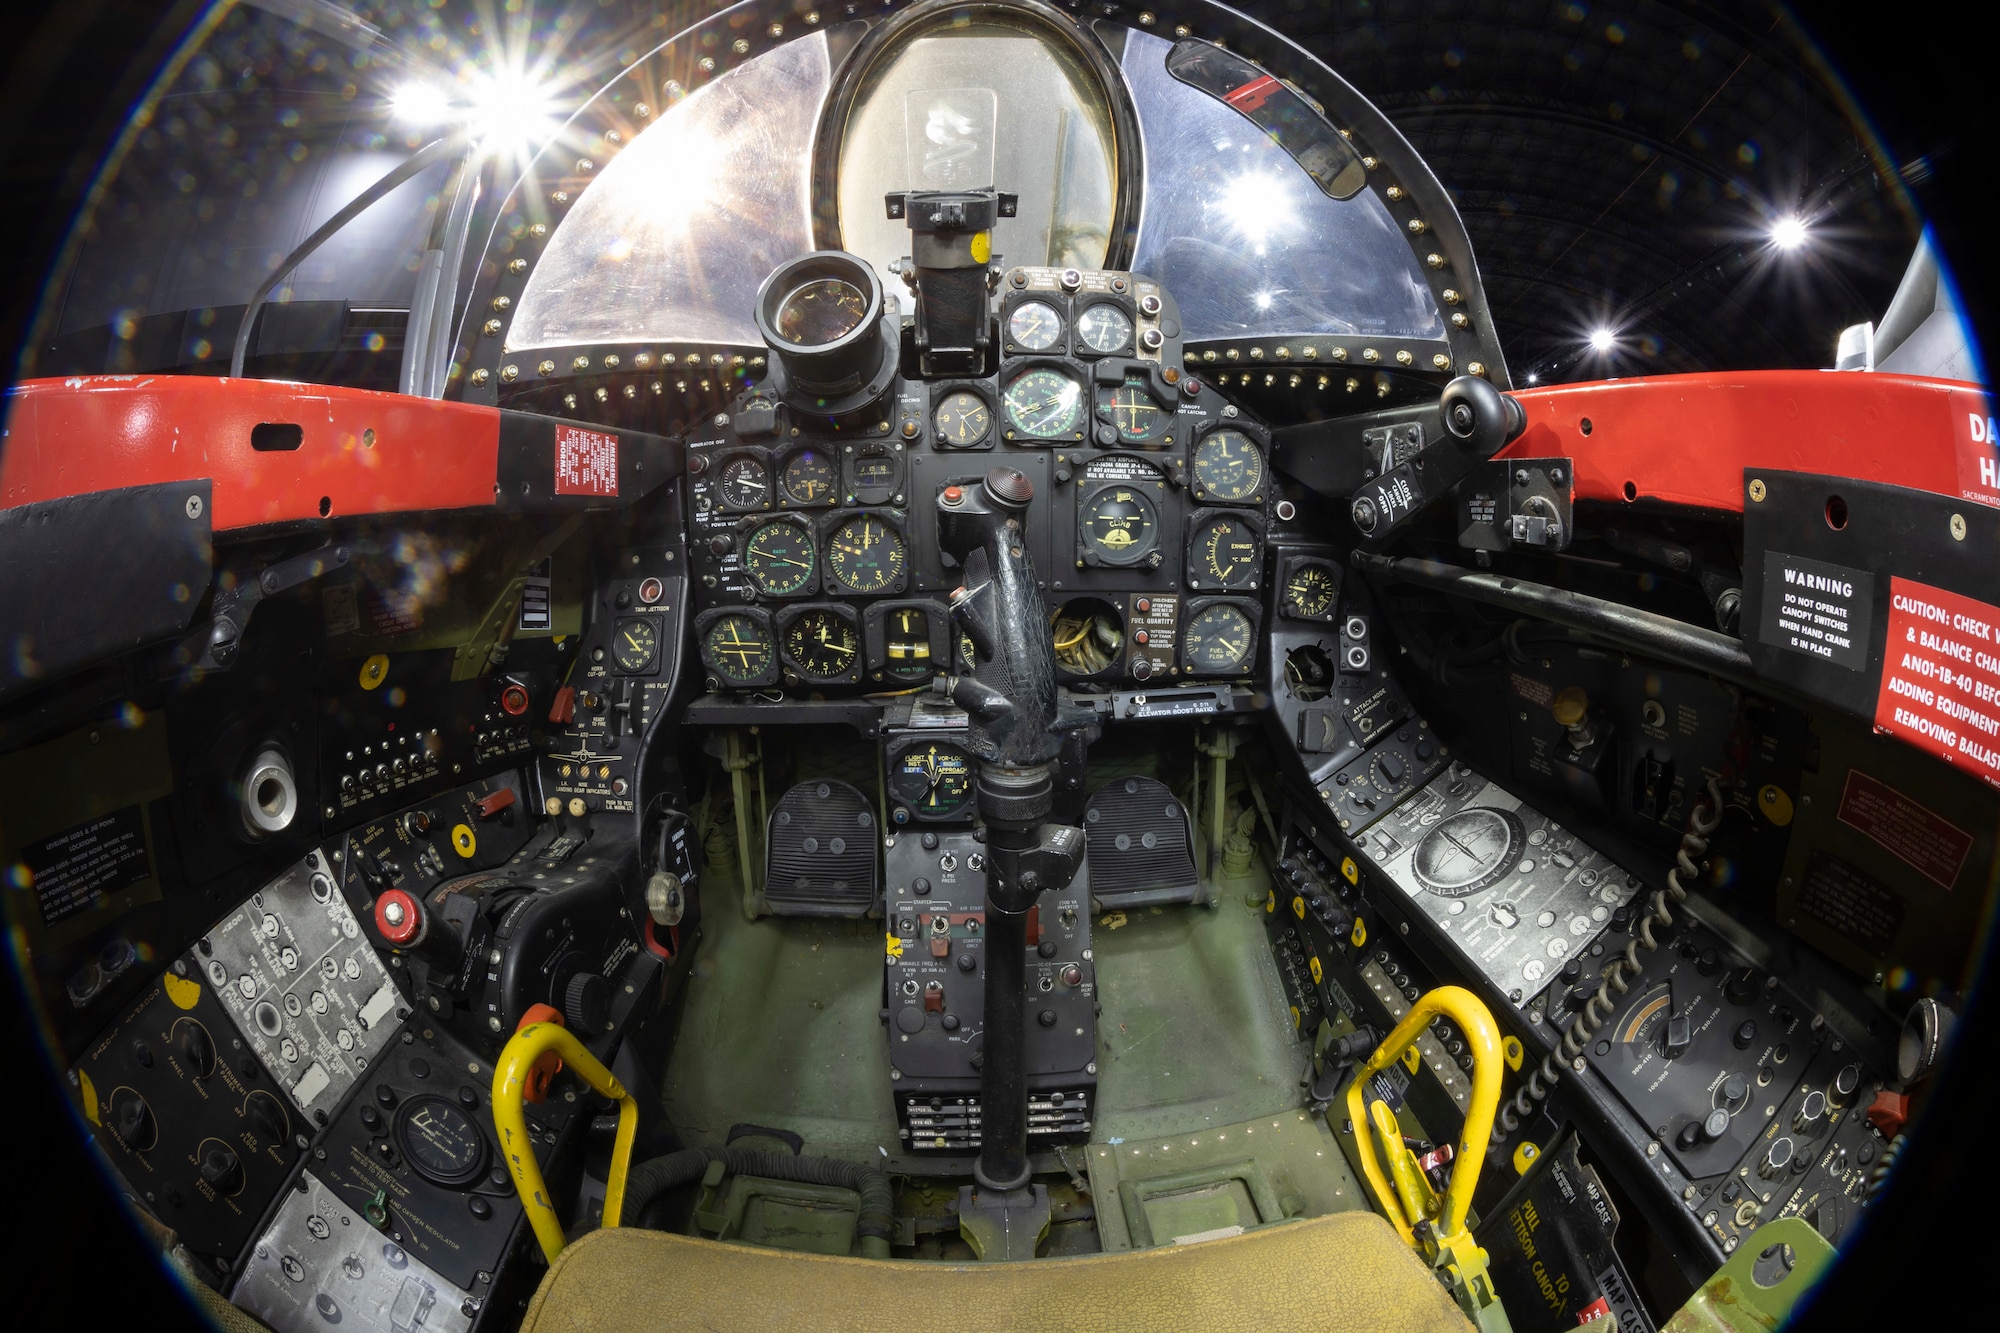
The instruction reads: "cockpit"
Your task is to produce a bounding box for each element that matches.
[2,3,1990,1331]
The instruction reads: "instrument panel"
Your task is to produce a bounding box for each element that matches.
[686,267,1276,692]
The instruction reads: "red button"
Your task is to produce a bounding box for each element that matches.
[374,890,423,947]
[943,485,964,505]
[1134,630,1149,645]
[499,683,530,716]
[1136,598,1151,614]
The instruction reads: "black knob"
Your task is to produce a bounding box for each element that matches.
[245,1093,287,1147]
[458,1086,480,1111]
[1833,1063,1862,1100]
[133,1041,153,1069]
[376,1084,397,1109]
[1696,948,1722,976]
[565,972,611,1032]
[199,1144,244,1196]
[1734,1020,1758,1050]
[1722,1074,1748,1104]
[360,1106,383,1132]
[1415,739,1436,761]
[1038,1010,1057,1027]
[957,952,977,973]
[1701,1107,1731,1142]
[1725,967,1761,1004]
[1560,958,1583,985]
[912,878,931,896]
[1676,1120,1703,1151]
[1038,941,1058,958]
[468,1195,493,1220]
[1663,1014,1692,1059]
[921,832,939,851]
[177,1024,216,1079]
[1377,752,1406,783]
[1610,906,1632,932]
[942,1014,960,1032]
[109,1089,155,1151]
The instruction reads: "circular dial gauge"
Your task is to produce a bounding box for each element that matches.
[394,1095,488,1187]
[891,741,974,819]
[1283,563,1338,618]
[826,515,907,593]
[702,614,774,684]
[1096,380,1170,444]
[742,518,816,596]
[612,617,659,672]
[1411,808,1526,897]
[718,456,770,509]
[1075,304,1133,354]
[1007,300,1063,351]
[775,277,868,346]
[1080,488,1159,565]
[1193,515,1260,586]
[784,608,859,679]
[782,450,837,504]
[1182,603,1255,674]
[933,391,992,446]
[1003,368,1084,437]
[1192,429,1265,501]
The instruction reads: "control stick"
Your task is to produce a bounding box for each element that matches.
[937,467,1092,1191]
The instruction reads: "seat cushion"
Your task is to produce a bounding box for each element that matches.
[520,1209,1474,1333]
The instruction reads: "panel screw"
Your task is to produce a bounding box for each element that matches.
[1748,478,1767,503]
[185,495,204,519]
[1950,513,1967,541]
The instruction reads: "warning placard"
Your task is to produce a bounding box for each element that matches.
[19,805,151,928]
[1835,768,1973,890]
[1956,391,1999,510]
[554,424,619,497]
[1758,551,1873,671]
[1873,575,2000,792]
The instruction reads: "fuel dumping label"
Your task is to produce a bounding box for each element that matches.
[1757,551,1873,672]
[1874,575,2000,792]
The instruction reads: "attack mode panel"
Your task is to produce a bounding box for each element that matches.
[1357,764,1644,1009]
[198,849,407,1122]
[73,968,303,1266]
[886,828,1097,1153]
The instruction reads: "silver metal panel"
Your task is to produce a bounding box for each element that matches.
[1357,764,1641,1007]
[231,1170,474,1333]
[200,849,405,1117]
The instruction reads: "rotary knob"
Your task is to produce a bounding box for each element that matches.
[199,1143,245,1196]
[564,971,611,1033]
[1793,1089,1828,1134]
[1758,1136,1796,1180]
[176,1022,216,1079]
[1725,966,1761,1004]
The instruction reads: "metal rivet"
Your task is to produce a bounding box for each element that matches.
[490,296,510,312]
[507,258,527,274]
[1362,348,1379,362]
[1432,354,1451,370]
[1385,185,1404,201]
[482,319,502,337]
[1427,253,1446,269]
[500,365,518,383]
[575,159,594,174]
[551,190,569,205]
[1362,156,1379,169]
[1442,289,1462,305]
[1303,346,1318,360]
[469,369,489,387]
[1451,313,1470,329]
[635,352,653,369]
[604,354,621,369]
[1396,350,1414,366]
[538,360,556,376]
[1468,361,1487,377]
[1407,218,1428,234]
[731,39,749,55]
[1249,347,1264,360]
[572,355,591,371]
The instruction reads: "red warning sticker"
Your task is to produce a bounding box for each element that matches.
[554,424,619,497]
[1873,575,2000,792]
[1955,388,1999,510]
[1835,769,1972,890]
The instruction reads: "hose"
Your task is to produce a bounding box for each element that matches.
[1868,1133,1906,1201]
[1495,776,1724,1143]
[621,1146,894,1258]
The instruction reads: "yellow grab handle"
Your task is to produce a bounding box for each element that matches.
[1345,985,1503,1247]
[492,1020,640,1263]
[1368,1097,1439,1226]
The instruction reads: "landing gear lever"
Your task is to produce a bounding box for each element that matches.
[937,467,1093,1192]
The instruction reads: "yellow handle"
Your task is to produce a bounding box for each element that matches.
[492,1020,640,1263]
[1344,985,1503,1247]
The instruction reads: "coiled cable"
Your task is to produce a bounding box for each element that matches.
[1495,776,1725,1143]
[1868,1133,1906,1201]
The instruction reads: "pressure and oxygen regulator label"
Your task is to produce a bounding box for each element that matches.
[1757,551,1873,672]
[1873,575,2000,792]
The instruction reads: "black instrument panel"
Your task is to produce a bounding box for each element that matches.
[686,268,1274,691]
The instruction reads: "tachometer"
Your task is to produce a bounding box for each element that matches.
[1281,562,1338,619]
[742,518,816,596]
[1096,378,1170,445]
[700,612,776,686]
[933,391,992,447]
[1181,603,1255,675]
[1191,429,1265,502]
[781,449,837,505]
[718,456,770,510]
[1079,488,1158,566]
[612,617,659,673]
[825,515,907,594]
[1006,301,1063,351]
[782,607,860,681]
[1003,368,1085,439]
[1190,513,1260,588]
[890,740,974,820]
[1075,304,1133,354]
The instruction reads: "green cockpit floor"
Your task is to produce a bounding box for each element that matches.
[659,861,1316,1172]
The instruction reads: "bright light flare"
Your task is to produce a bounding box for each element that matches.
[389,83,454,128]
[466,69,561,155]
[1770,214,1809,252]
[1216,172,1297,249]
[1589,328,1616,353]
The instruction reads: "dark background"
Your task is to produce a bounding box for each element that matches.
[2,2,1990,1329]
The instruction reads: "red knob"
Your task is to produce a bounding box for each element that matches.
[374,889,424,947]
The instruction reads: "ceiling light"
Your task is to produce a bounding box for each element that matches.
[466,68,562,155]
[1589,328,1615,353]
[1770,215,1809,251]
[1526,372,1539,384]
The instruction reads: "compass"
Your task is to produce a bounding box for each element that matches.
[1411,807,1525,897]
